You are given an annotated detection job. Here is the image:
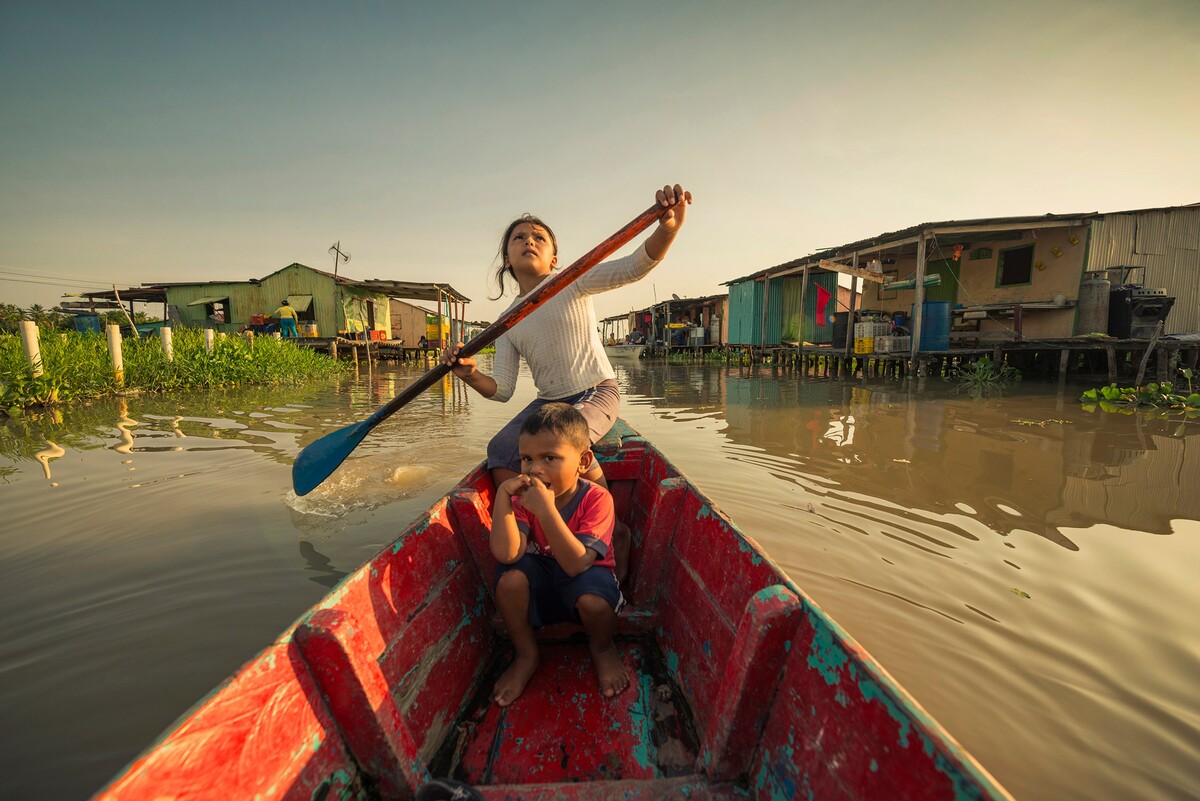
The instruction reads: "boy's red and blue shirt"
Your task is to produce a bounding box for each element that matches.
[512,478,616,569]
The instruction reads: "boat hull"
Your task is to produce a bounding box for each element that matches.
[96,421,1011,801]
[603,343,646,360]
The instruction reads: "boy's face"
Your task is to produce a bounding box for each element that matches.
[518,429,592,498]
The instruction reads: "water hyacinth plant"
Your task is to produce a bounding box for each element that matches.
[1080,368,1200,417]
[0,327,344,415]
[953,355,1021,394]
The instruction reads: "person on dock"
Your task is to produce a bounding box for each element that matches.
[489,404,626,706]
[274,300,299,338]
[441,183,692,585]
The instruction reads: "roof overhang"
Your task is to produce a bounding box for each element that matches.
[356,280,471,303]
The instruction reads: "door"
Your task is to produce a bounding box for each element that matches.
[923,259,960,305]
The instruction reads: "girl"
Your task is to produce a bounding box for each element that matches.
[442,184,692,580]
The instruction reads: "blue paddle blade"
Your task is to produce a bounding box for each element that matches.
[292,418,374,496]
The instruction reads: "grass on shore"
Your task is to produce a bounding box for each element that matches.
[1,327,344,415]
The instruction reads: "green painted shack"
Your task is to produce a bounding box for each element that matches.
[87,265,471,341]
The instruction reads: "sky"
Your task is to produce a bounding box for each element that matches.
[2,0,1198,323]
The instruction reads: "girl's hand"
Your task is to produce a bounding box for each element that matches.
[656,184,692,232]
[519,476,557,518]
[441,341,476,378]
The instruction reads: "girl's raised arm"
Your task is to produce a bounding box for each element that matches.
[644,184,692,261]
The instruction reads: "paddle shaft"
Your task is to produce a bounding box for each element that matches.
[360,202,664,431]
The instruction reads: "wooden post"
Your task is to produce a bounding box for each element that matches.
[1058,348,1070,389]
[161,326,174,362]
[910,234,927,373]
[1135,321,1163,387]
[19,320,43,377]
[798,265,810,346]
[1106,345,1116,382]
[204,329,215,353]
[1013,305,1023,342]
[106,324,124,386]
[843,254,859,354]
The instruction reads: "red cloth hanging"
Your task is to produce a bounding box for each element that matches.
[815,284,831,327]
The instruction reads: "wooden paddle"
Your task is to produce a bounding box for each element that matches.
[292,202,665,496]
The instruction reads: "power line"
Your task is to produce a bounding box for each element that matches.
[0,267,141,284]
[0,275,112,289]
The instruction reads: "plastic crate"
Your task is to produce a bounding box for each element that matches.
[874,335,911,354]
[855,321,891,339]
[853,337,875,354]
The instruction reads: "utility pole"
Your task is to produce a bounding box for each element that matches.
[329,241,351,336]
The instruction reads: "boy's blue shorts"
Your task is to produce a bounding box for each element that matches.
[495,553,625,629]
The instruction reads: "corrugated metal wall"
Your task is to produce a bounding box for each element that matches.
[1087,207,1200,334]
[762,279,784,346]
[727,280,760,345]
[801,272,839,344]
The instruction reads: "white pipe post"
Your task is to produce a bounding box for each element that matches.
[20,321,43,377]
[204,329,215,353]
[106,324,124,386]
[161,326,174,362]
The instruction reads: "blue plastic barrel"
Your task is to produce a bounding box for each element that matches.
[911,301,951,350]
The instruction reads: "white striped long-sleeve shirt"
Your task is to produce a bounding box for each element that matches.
[489,242,660,402]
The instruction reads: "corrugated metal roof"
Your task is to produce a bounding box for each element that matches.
[725,202,1198,287]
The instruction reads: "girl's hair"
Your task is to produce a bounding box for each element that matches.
[490,214,558,299]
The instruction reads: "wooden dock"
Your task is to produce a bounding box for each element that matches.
[656,337,1200,386]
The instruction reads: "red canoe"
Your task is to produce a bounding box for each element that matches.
[96,421,1011,800]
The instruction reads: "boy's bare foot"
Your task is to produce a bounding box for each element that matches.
[591,643,630,698]
[493,654,538,707]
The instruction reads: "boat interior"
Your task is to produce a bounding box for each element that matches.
[99,421,1007,801]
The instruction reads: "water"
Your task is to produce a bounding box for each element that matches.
[1,360,1197,800]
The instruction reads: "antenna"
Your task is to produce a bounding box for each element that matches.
[329,241,351,335]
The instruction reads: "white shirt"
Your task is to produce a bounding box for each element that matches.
[490,243,660,402]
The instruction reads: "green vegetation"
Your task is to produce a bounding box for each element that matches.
[953,356,1021,393]
[0,327,343,415]
[1080,369,1200,417]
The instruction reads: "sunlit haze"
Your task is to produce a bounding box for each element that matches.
[2,0,1197,322]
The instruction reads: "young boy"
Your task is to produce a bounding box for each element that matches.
[489,403,628,706]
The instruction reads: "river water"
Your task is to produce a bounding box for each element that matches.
[1,358,1197,800]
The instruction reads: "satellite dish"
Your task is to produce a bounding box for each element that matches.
[671,293,680,300]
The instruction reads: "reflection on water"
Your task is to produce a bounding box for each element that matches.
[0,360,1197,801]
[298,540,347,588]
[33,439,64,481]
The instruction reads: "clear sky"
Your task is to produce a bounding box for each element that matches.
[2,0,1197,322]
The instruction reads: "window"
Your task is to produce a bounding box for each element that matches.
[997,245,1034,287]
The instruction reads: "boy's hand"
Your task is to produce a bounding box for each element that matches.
[440,341,477,378]
[655,184,692,232]
[498,474,530,499]
[519,476,557,518]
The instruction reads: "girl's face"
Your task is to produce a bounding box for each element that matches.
[506,222,558,279]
